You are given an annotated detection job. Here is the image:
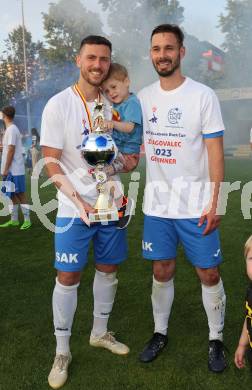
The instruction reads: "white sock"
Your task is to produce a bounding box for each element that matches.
[20,204,30,222]
[92,270,118,337]
[11,204,19,221]
[201,279,226,341]
[56,336,71,356]
[151,276,174,336]
[53,277,79,355]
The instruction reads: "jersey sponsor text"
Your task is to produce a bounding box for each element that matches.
[142,240,153,252]
[56,252,79,263]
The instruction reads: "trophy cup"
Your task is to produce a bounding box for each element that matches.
[80,100,119,223]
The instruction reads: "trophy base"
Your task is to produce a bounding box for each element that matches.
[89,208,119,223]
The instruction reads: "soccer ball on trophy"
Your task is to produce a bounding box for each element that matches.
[81,133,117,167]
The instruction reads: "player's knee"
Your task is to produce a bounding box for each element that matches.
[16,192,26,204]
[153,260,175,282]
[57,271,81,286]
[96,264,118,274]
[199,268,220,286]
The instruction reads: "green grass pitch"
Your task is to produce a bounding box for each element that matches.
[1,158,252,389]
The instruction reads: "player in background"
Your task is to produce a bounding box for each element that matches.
[0,106,31,230]
[31,127,41,178]
[249,126,252,152]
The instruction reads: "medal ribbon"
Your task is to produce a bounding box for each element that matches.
[74,83,101,132]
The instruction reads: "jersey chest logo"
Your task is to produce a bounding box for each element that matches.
[149,106,158,124]
[167,107,182,125]
[81,118,90,136]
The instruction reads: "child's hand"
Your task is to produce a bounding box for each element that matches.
[103,120,114,131]
[234,344,246,368]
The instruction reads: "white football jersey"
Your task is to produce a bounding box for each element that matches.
[1,124,25,175]
[138,77,225,218]
[40,86,121,218]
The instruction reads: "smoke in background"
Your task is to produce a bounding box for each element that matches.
[7,0,252,148]
[22,0,209,129]
[99,0,252,149]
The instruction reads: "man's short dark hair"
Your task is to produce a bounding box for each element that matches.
[79,35,112,52]
[2,106,15,119]
[151,24,184,47]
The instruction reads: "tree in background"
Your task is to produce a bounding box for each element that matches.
[42,0,103,64]
[219,0,252,87]
[0,61,12,107]
[98,0,220,89]
[99,0,184,89]
[0,26,42,108]
[33,0,105,107]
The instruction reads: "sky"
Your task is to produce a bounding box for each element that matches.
[0,0,227,54]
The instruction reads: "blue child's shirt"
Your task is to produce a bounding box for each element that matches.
[113,93,143,154]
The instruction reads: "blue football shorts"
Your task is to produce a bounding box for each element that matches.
[142,215,222,269]
[54,217,128,272]
[1,173,26,197]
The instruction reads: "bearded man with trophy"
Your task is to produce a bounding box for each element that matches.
[41,36,130,390]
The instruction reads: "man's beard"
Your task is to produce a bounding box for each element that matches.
[80,68,107,86]
[153,56,180,77]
